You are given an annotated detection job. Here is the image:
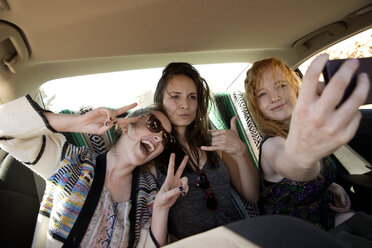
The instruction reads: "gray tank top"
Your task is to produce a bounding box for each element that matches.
[155,158,242,239]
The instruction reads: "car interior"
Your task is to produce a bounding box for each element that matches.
[0,0,372,246]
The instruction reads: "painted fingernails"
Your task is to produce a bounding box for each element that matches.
[105,121,109,126]
[179,186,186,196]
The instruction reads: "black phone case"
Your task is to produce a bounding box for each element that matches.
[323,57,372,105]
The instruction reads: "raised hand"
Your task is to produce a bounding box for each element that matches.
[285,54,370,169]
[78,103,139,134]
[45,102,139,134]
[154,153,189,209]
[150,155,189,246]
[201,116,259,202]
[201,116,246,155]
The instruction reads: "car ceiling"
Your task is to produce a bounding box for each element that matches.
[0,0,371,102]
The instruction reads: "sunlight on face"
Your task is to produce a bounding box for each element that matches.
[162,75,198,133]
[256,67,297,124]
[124,111,171,165]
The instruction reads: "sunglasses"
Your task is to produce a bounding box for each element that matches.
[144,113,175,148]
[196,171,218,211]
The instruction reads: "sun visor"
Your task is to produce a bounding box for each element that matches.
[0,22,29,74]
[0,21,29,103]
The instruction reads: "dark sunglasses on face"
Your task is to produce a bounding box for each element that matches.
[196,171,218,211]
[144,113,175,148]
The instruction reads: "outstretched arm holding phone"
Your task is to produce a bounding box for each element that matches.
[244,54,370,231]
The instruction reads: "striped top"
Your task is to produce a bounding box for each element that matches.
[0,95,157,248]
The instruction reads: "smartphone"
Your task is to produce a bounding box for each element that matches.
[323,57,372,105]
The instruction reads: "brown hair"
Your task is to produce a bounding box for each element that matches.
[153,62,218,172]
[244,57,301,138]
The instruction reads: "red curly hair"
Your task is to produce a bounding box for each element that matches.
[244,57,301,138]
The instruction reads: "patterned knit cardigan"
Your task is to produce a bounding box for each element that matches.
[0,96,157,248]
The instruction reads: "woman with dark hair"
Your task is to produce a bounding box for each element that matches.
[152,62,259,240]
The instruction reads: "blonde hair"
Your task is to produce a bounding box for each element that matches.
[244,57,301,138]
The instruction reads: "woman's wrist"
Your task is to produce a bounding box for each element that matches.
[150,204,169,247]
[283,139,321,180]
[239,143,248,156]
[149,226,161,248]
[44,111,79,132]
[153,202,171,214]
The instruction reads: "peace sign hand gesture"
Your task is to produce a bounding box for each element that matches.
[154,153,189,210]
[77,103,139,134]
[150,154,189,246]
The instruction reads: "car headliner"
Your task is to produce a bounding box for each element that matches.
[0,0,371,101]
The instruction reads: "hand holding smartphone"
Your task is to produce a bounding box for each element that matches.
[323,57,372,105]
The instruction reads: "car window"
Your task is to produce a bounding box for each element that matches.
[298,28,372,108]
[39,63,250,112]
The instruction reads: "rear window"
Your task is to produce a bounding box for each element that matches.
[298,28,372,108]
[39,63,250,112]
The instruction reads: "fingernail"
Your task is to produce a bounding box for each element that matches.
[110,117,112,121]
[113,121,117,125]
[105,122,109,126]
[179,186,183,192]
